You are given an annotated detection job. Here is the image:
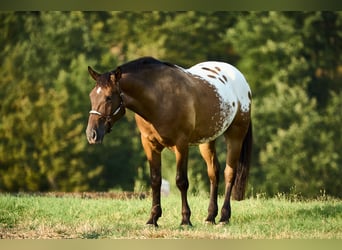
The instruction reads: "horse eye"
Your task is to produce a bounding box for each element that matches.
[105,96,112,102]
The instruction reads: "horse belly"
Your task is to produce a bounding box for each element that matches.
[193,95,237,144]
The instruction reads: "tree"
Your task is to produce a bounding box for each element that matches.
[0,12,101,191]
[0,55,98,191]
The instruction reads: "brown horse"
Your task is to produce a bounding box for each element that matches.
[86,57,252,226]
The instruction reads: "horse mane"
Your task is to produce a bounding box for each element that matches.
[118,57,176,73]
[96,57,175,87]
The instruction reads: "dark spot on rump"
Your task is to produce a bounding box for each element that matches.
[222,75,228,82]
[248,91,252,100]
[207,75,217,79]
[232,102,235,107]
[215,66,221,72]
[218,77,225,84]
[202,67,219,75]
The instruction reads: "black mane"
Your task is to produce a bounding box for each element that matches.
[118,57,176,73]
[96,57,176,87]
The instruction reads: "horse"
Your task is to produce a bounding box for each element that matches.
[86,57,252,226]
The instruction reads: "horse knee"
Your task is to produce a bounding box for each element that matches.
[151,175,161,190]
[176,175,189,190]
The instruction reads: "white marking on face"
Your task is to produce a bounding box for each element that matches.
[96,87,102,94]
[185,61,251,143]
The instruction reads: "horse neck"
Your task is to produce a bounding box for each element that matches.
[119,73,159,121]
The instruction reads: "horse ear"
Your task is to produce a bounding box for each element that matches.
[110,74,115,84]
[115,67,122,81]
[88,66,100,81]
[110,68,122,85]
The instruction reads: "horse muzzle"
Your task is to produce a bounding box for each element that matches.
[86,128,104,144]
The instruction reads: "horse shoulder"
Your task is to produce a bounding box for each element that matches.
[135,114,187,148]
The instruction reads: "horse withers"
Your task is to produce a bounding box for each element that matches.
[86,57,252,226]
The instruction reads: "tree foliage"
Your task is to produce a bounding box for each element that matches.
[225,11,342,197]
[0,11,341,197]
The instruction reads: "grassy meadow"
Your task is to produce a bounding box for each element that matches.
[0,192,341,239]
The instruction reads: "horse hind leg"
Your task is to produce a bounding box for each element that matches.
[199,141,220,224]
[219,123,250,224]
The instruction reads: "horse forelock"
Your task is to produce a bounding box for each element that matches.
[94,73,109,87]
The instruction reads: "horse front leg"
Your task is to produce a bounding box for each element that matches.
[174,144,192,226]
[141,135,164,227]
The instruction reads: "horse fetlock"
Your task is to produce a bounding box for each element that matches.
[205,218,216,225]
[208,203,218,217]
[147,204,162,226]
[219,213,231,225]
[205,214,217,224]
[146,218,159,227]
[180,219,193,227]
[146,214,161,227]
[181,209,192,226]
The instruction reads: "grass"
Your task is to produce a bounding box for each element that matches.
[0,192,341,239]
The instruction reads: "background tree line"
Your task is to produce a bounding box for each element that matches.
[0,11,341,197]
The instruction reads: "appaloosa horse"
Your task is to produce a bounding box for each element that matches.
[86,57,252,226]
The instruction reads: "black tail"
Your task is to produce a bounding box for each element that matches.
[232,121,253,200]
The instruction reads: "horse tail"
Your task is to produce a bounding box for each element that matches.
[232,120,253,201]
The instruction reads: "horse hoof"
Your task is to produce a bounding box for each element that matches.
[146,221,159,227]
[180,221,193,227]
[217,220,229,227]
[205,220,216,225]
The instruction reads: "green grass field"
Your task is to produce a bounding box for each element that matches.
[0,192,341,239]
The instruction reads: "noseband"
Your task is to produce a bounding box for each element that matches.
[89,99,124,118]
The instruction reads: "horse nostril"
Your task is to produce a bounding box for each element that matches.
[91,129,97,140]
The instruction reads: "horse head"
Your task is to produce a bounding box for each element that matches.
[86,66,125,144]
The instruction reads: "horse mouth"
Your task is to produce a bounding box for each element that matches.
[88,138,103,144]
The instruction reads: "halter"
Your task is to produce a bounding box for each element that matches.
[89,100,123,117]
[89,77,125,124]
